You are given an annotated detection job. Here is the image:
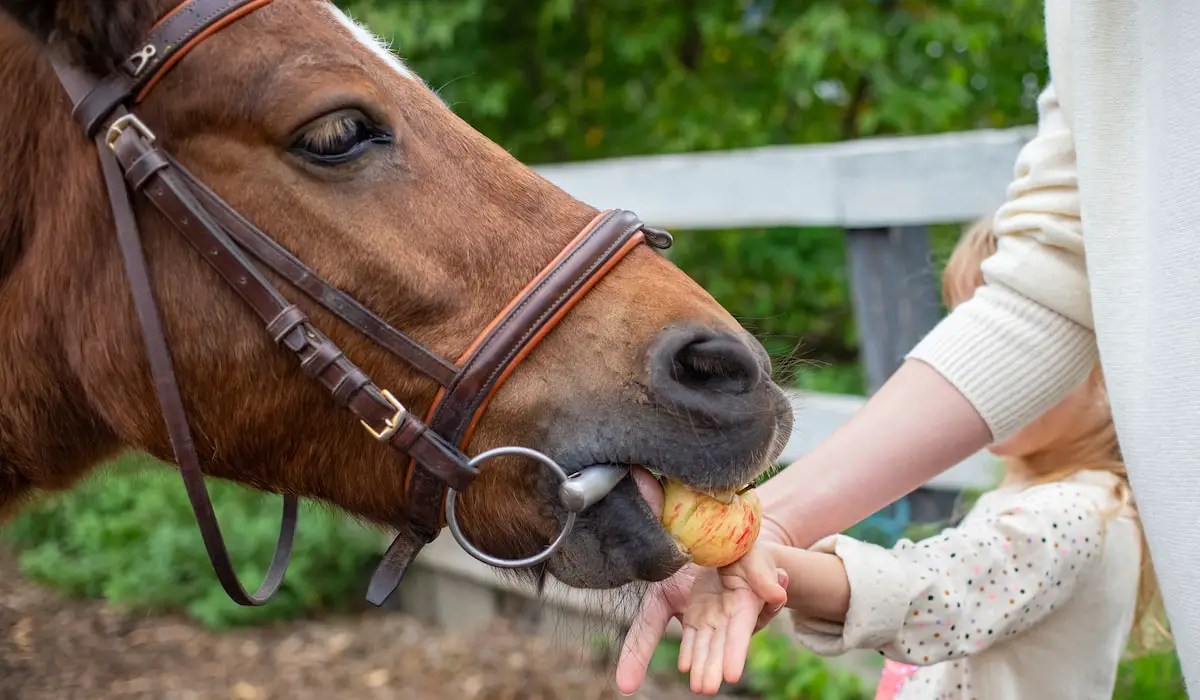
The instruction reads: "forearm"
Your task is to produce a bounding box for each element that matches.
[760,359,990,548]
[768,545,850,623]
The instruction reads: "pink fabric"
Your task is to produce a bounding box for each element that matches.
[875,658,919,700]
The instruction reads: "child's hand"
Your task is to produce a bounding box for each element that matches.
[677,543,788,695]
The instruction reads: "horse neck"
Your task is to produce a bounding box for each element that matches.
[0,25,123,513]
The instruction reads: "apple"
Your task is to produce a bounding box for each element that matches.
[659,478,762,568]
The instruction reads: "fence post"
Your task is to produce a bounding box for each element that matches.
[843,225,946,536]
[844,225,943,393]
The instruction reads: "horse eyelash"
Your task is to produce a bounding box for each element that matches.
[299,116,361,153]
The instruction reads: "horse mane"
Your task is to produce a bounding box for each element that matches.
[0,0,167,284]
[2,0,163,74]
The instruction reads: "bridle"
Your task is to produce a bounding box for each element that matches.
[46,0,671,608]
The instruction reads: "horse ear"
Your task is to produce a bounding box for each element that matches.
[2,0,159,73]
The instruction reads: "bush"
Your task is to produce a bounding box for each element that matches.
[1,451,381,629]
[743,631,871,700]
[735,632,1186,700]
[648,631,870,700]
[1114,651,1187,700]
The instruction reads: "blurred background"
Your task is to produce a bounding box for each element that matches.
[1,1,1186,698]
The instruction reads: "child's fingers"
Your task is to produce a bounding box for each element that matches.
[722,601,760,684]
[744,561,788,607]
[753,570,790,632]
[754,599,785,633]
[700,625,727,695]
[678,626,695,673]
[688,627,714,694]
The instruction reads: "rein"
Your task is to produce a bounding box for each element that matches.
[48,0,671,607]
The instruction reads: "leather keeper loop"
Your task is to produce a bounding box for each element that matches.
[73,73,135,137]
[331,367,370,405]
[266,305,307,344]
[126,149,171,191]
[299,340,343,378]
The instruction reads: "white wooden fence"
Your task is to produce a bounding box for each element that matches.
[396,126,1029,654]
[533,126,1032,230]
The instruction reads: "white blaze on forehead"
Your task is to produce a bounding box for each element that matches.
[325,4,417,81]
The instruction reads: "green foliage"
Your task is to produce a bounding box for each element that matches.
[1114,651,1188,700]
[1,452,380,629]
[339,0,1048,163]
[648,632,869,699]
[744,631,870,700]
[650,627,1186,700]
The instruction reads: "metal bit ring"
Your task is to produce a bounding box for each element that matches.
[445,445,578,569]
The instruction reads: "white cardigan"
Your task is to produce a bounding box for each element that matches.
[906,0,1199,691]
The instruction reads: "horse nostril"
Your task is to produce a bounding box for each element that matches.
[672,336,762,396]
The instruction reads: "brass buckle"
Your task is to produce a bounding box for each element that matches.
[106,114,157,152]
[361,389,406,441]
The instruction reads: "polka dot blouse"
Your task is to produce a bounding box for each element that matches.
[790,470,1142,700]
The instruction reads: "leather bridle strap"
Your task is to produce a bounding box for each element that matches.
[53,57,298,606]
[411,209,651,531]
[60,0,460,387]
[71,0,278,137]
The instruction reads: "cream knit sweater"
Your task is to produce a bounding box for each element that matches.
[908,0,1200,692]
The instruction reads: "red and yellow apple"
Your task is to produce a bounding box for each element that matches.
[658,478,762,568]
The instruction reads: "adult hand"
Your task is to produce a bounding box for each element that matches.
[614,520,788,695]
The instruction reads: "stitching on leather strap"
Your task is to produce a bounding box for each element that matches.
[129,0,276,102]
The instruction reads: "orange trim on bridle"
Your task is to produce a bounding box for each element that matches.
[405,209,629,524]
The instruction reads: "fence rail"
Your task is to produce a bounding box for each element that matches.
[533,126,1033,229]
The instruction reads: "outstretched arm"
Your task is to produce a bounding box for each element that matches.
[760,359,991,549]
[762,83,1096,549]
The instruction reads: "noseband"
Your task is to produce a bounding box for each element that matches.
[48,0,671,607]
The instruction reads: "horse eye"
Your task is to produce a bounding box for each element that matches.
[292,112,392,165]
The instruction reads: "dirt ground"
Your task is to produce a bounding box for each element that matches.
[0,548,736,700]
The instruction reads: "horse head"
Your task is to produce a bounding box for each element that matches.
[0,0,794,595]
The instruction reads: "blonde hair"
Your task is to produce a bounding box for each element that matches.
[944,216,1171,657]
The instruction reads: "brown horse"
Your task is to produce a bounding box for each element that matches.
[0,0,793,596]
